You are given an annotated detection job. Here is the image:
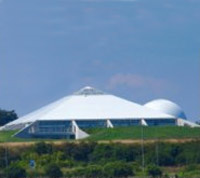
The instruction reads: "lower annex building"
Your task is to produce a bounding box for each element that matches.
[0,86,198,139]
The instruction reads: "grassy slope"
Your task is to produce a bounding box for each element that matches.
[86,126,200,141]
[0,131,58,143]
[0,130,25,142]
[1,126,200,143]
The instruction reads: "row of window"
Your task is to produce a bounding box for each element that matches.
[145,119,176,126]
[29,119,176,134]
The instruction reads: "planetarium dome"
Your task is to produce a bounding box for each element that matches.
[144,99,187,120]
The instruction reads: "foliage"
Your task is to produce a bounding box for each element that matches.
[1,141,200,177]
[84,165,103,178]
[0,147,6,168]
[147,164,162,178]
[103,161,134,178]
[33,141,53,155]
[67,162,133,178]
[45,163,63,178]
[60,141,97,162]
[4,164,26,178]
[0,109,18,126]
[90,143,139,163]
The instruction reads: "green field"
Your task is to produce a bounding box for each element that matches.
[0,130,25,142]
[0,126,200,143]
[0,131,58,143]
[86,126,200,141]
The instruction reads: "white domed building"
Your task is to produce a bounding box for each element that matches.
[144,99,187,120]
[1,87,198,139]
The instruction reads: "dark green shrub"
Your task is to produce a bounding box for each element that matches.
[45,163,63,178]
[103,161,134,178]
[4,164,26,178]
[34,142,53,155]
[90,144,115,163]
[84,165,103,178]
[184,164,199,172]
[62,141,96,162]
[147,164,162,178]
[70,167,85,177]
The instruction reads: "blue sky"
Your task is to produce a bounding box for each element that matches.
[0,0,199,121]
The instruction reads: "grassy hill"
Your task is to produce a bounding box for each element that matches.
[0,130,25,142]
[0,126,200,143]
[0,131,58,143]
[86,126,200,141]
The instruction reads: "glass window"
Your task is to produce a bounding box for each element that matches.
[145,119,176,126]
[111,119,140,127]
[76,120,107,128]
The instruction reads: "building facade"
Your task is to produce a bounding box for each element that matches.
[1,86,198,139]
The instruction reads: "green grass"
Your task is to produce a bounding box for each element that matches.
[0,130,63,143]
[1,126,200,143]
[86,126,200,141]
[0,130,26,142]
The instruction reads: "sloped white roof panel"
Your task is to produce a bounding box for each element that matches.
[5,87,175,127]
[38,95,174,120]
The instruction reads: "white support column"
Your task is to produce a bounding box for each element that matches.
[107,119,114,128]
[72,121,90,139]
[141,119,148,126]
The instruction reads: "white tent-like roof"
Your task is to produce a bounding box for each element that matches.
[3,86,175,129]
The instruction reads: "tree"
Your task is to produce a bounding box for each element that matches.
[147,164,162,178]
[4,164,26,178]
[45,163,63,178]
[0,109,18,126]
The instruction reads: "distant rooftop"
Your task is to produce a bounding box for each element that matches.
[74,86,105,96]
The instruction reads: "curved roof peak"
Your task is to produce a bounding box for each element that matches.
[74,86,105,96]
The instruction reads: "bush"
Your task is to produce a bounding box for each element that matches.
[85,165,103,178]
[34,142,53,155]
[70,167,85,177]
[103,161,134,178]
[62,141,97,162]
[45,163,63,178]
[147,164,162,178]
[4,164,26,178]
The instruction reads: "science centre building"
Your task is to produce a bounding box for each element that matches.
[1,86,198,139]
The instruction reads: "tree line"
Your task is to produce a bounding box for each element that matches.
[0,140,200,177]
[0,109,18,126]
